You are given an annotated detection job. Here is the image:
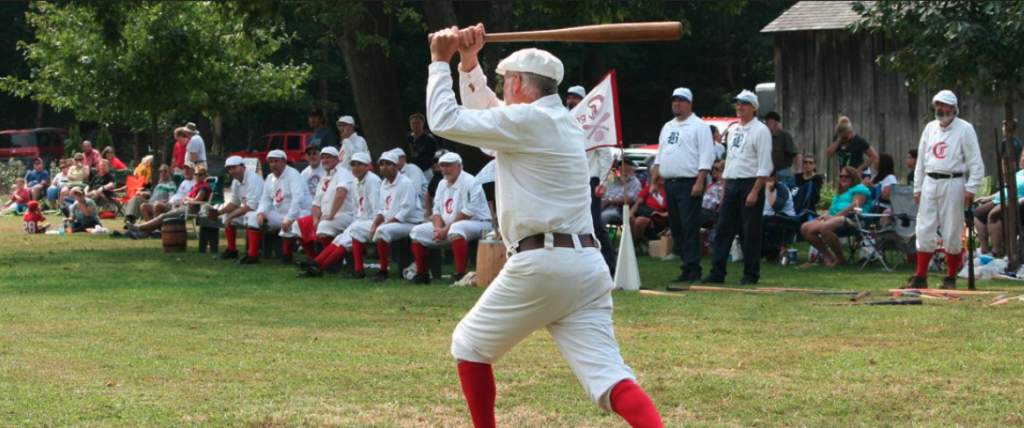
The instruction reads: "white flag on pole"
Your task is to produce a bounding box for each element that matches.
[569,70,622,151]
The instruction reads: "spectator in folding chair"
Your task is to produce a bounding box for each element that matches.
[24,157,50,203]
[295,152,382,279]
[238,150,312,265]
[125,166,211,239]
[291,147,358,260]
[85,160,117,204]
[629,176,668,250]
[150,162,196,219]
[862,153,898,225]
[407,152,492,284]
[102,146,127,171]
[47,160,71,209]
[974,149,1024,257]
[600,159,642,226]
[761,170,797,260]
[699,159,725,227]
[134,155,154,189]
[797,166,872,269]
[794,154,823,213]
[211,156,264,260]
[123,164,175,224]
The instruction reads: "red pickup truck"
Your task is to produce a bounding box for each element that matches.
[229,132,313,165]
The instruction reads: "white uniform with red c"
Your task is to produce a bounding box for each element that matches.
[246,166,311,237]
[338,134,369,172]
[409,170,491,246]
[224,168,264,228]
[331,171,381,249]
[372,173,424,243]
[427,61,635,411]
[312,167,358,238]
[913,117,984,254]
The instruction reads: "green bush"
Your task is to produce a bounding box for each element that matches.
[818,180,836,212]
[65,124,83,158]
[0,160,26,197]
[96,125,113,151]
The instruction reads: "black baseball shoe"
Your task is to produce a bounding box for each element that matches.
[370,270,390,282]
[218,249,239,260]
[737,277,758,285]
[343,270,367,280]
[237,256,260,265]
[297,264,323,278]
[700,275,725,285]
[411,274,431,285]
[940,275,957,290]
[900,275,928,290]
[295,258,316,269]
[449,273,466,285]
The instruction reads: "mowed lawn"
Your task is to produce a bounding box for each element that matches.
[1,216,1023,428]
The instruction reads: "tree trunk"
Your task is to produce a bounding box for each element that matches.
[212,114,223,155]
[1002,79,1020,269]
[335,2,406,158]
[423,0,457,31]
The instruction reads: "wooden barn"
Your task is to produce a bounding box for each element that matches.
[762,1,1019,181]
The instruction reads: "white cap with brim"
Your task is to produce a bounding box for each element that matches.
[337,116,355,125]
[671,87,693,102]
[267,150,287,160]
[320,146,340,158]
[350,152,371,165]
[390,148,406,158]
[438,152,462,164]
[933,90,958,107]
[225,156,245,167]
[379,151,399,165]
[184,161,196,170]
[496,48,564,84]
[567,85,586,98]
[732,89,759,111]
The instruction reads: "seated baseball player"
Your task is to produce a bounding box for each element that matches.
[408,152,491,284]
[291,147,358,259]
[391,147,428,217]
[212,156,264,260]
[239,150,312,265]
[367,151,425,281]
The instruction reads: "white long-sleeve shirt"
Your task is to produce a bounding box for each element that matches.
[587,147,613,180]
[654,114,715,178]
[378,173,422,224]
[228,169,264,210]
[722,119,773,179]
[339,134,370,171]
[433,170,491,225]
[914,117,985,194]
[427,62,593,248]
[313,167,358,219]
[355,171,382,221]
[258,166,312,222]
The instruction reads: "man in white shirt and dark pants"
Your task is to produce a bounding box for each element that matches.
[903,90,984,290]
[704,90,773,285]
[649,87,715,283]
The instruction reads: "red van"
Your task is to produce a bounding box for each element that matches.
[0,128,68,167]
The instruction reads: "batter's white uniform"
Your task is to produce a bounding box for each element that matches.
[427,61,635,411]
[914,117,984,254]
[223,168,264,227]
[338,134,370,171]
[372,173,424,243]
[331,171,382,249]
[246,166,312,238]
[409,170,491,246]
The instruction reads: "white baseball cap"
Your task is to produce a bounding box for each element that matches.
[496,48,564,84]
[567,85,586,98]
[320,146,340,158]
[390,148,406,158]
[350,152,371,165]
[225,156,245,167]
[732,89,759,111]
[438,152,462,164]
[183,161,196,170]
[336,115,355,125]
[266,149,287,160]
[378,151,399,165]
[671,87,693,102]
[933,90,958,107]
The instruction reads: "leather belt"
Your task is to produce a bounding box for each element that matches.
[513,233,597,253]
[926,172,964,179]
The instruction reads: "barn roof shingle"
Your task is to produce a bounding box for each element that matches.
[761,1,873,33]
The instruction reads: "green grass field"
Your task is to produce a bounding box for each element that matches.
[2,217,1023,427]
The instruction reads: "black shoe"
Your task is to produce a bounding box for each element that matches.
[700,275,725,284]
[671,274,702,284]
[218,249,239,260]
[449,273,466,285]
[737,277,758,285]
[370,270,390,282]
[298,264,323,278]
[280,254,293,265]
[325,266,341,275]
[344,271,367,280]
[940,275,957,290]
[238,256,260,265]
[295,258,315,269]
[124,215,138,224]
[411,274,431,285]
[295,271,322,278]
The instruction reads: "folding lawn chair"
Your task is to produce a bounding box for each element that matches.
[114,175,145,218]
[843,184,918,271]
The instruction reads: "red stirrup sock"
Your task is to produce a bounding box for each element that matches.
[319,245,347,270]
[282,238,293,256]
[457,361,496,428]
[412,242,429,275]
[247,229,262,259]
[319,236,333,248]
[377,241,391,272]
[314,244,337,266]
[352,240,366,273]
[946,252,961,277]
[916,252,933,278]
[299,239,316,259]
[610,380,664,428]
[225,226,237,251]
[452,238,469,275]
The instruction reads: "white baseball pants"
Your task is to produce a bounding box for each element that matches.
[373,222,415,243]
[916,176,965,254]
[409,220,491,247]
[331,219,374,249]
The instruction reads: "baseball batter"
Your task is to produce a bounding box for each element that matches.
[426,24,663,428]
[903,90,984,290]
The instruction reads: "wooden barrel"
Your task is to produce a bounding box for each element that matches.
[162,218,187,253]
[475,239,507,287]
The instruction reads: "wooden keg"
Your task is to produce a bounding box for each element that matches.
[475,239,507,287]
[162,218,187,253]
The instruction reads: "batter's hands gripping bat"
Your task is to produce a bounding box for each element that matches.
[430,22,683,44]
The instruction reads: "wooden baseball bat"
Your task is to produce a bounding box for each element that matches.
[431,22,683,44]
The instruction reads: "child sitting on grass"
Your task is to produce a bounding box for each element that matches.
[1,179,31,215]
[23,201,48,233]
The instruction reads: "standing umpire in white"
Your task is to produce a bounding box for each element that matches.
[704,90,773,285]
[649,87,715,283]
[903,90,984,290]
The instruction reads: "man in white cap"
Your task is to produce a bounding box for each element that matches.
[702,89,773,286]
[649,87,715,283]
[366,151,424,281]
[427,24,663,428]
[301,144,325,198]
[392,147,429,217]
[296,151,381,278]
[407,152,491,284]
[183,122,207,169]
[291,146,357,260]
[566,85,586,110]
[337,116,370,170]
[903,90,984,290]
[158,161,197,217]
[239,150,312,265]
[211,156,265,260]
